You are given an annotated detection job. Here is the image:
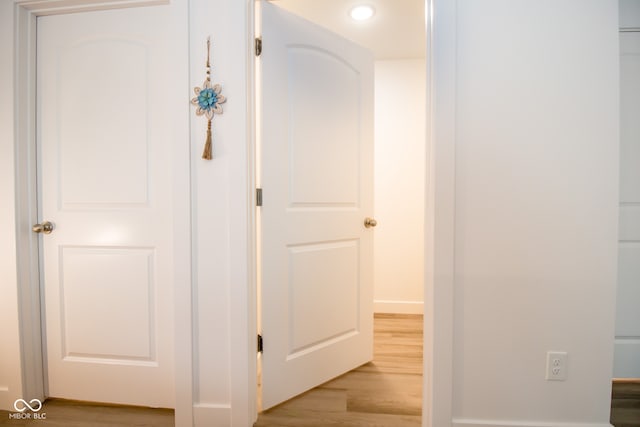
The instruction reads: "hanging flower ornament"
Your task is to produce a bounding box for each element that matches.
[191,37,226,160]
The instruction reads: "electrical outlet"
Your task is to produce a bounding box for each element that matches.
[546,351,567,381]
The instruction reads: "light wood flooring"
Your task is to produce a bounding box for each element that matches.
[0,399,173,427]
[611,380,640,427]
[254,313,424,426]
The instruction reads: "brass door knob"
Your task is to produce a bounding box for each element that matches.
[32,221,54,234]
[364,217,377,228]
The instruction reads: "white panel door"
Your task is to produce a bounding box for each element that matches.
[615,31,640,378]
[37,4,187,407]
[260,1,374,410]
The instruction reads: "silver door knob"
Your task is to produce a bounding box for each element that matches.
[364,217,377,228]
[32,221,54,234]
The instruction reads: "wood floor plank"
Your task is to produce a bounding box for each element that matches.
[268,388,347,413]
[611,380,640,427]
[0,399,174,426]
[253,411,421,427]
[346,389,422,416]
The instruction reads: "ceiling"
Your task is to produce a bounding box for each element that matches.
[270,0,426,60]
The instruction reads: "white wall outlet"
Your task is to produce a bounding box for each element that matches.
[546,351,568,381]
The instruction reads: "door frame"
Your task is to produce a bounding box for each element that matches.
[245,0,456,425]
[423,0,456,425]
[615,21,640,378]
[11,1,193,425]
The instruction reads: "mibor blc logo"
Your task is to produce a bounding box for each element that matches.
[8,398,47,420]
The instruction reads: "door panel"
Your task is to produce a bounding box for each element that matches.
[38,4,186,407]
[615,31,640,378]
[260,1,374,410]
[60,247,155,361]
[57,38,149,206]
[287,47,361,206]
[288,240,360,354]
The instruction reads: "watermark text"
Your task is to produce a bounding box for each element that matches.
[7,399,47,420]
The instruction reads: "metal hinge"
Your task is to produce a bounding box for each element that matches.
[255,37,262,56]
[256,188,263,207]
[257,334,264,353]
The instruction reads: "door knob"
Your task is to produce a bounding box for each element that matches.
[364,217,377,228]
[32,221,54,234]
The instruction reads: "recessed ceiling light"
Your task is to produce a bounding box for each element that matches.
[350,5,375,21]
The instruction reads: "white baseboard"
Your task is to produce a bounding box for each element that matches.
[453,419,613,427]
[193,403,231,426]
[374,300,423,314]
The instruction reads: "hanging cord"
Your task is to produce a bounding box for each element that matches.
[206,37,211,83]
[202,37,213,160]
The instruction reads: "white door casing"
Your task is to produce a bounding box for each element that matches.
[259,1,375,410]
[615,30,640,378]
[37,4,188,407]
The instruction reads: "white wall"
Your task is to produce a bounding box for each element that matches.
[188,1,253,425]
[449,0,619,426]
[374,59,425,314]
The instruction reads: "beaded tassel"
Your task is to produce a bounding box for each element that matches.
[191,37,226,160]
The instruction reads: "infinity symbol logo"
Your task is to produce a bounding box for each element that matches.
[13,398,43,413]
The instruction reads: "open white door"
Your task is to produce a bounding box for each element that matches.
[37,3,187,408]
[259,1,375,410]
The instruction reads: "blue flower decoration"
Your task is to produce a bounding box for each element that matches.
[191,81,226,120]
[198,88,218,110]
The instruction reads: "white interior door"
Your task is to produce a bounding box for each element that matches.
[615,30,640,378]
[259,1,375,410]
[37,3,187,407]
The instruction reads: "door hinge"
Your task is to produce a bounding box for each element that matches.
[256,188,263,207]
[255,37,262,56]
[257,334,264,353]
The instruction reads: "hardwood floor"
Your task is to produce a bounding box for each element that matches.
[611,380,640,427]
[254,313,423,427]
[0,399,173,427]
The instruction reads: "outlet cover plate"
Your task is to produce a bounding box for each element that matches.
[546,351,568,381]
